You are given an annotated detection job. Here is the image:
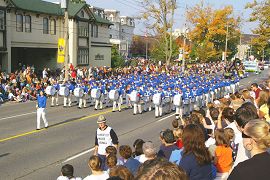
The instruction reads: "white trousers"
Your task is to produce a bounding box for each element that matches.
[95,94,104,109]
[126,94,132,108]
[64,94,72,107]
[134,101,142,114]
[37,108,48,129]
[175,106,183,119]
[113,96,123,111]
[155,104,162,117]
[51,93,59,106]
[79,94,88,108]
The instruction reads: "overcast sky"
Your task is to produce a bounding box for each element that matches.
[46,0,259,35]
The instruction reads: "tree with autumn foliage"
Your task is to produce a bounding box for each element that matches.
[246,0,270,61]
[140,0,177,65]
[186,1,240,62]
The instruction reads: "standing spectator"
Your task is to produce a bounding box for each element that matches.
[259,97,270,122]
[158,129,183,165]
[57,164,82,180]
[132,139,145,159]
[179,124,214,180]
[94,115,119,170]
[251,83,261,100]
[106,154,118,174]
[119,145,141,175]
[36,91,48,130]
[228,120,270,180]
[84,155,109,180]
[214,129,233,180]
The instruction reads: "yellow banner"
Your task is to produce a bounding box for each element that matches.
[57,38,65,63]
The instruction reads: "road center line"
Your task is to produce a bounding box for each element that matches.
[0,112,36,121]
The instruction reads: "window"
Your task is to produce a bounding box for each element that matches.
[16,14,23,32]
[91,24,98,38]
[0,10,4,30]
[78,21,88,37]
[50,19,56,35]
[80,11,84,18]
[25,15,31,32]
[43,18,49,34]
[122,29,124,32]
[77,49,89,65]
[109,34,112,38]
[94,25,98,38]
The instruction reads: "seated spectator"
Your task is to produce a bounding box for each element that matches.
[119,145,141,175]
[158,129,183,165]
[214,129,233,179]
[179,124,214,180]
[135,158,188,180]
[57,164,82,180]
[83,155,109,180]
[8,90,15,101]
[228,120,270,180]
[109,165,134,180]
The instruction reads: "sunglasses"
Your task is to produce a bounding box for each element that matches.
[242,132,251,139]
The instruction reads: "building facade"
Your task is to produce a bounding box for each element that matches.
[104,9,135,57]
[0,0,112,73]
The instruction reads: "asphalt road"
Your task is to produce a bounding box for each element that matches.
[0,70,269,180]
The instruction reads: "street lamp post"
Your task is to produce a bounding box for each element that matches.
[182,27,189,72]
[224,22,229,65]
[61,0,69,81]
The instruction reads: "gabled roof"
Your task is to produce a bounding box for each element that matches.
[9,0,112,25]
[10,0,63,16]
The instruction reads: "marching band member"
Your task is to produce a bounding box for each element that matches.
[133,85,144,115]
[79,82,89,109]
[143,85,153,112]
[125,84,133,109]
[66,81,75,107]
[154,86,164,118]
[190,86,197,112]
[36,90,48,130]
[183,87,191,116]
[51,80,59,107]
[174,87,183,120]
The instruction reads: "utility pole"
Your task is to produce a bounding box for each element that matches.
[224,22,229,65]
[146,39,148,60]
[61,0,69,81]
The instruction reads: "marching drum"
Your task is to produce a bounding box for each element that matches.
[130,91,139,102]
[164,97,171,104]
[91,88,101,99]
[59,86,69,96]
[74,88,84,98]
[143,95,150,103]
[109,90,119,101]
[173,94,182,106]
[45,86,56,96]
[153,93,161,105]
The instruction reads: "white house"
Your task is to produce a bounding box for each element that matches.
[104,9,135,57]
[0,0,112,73]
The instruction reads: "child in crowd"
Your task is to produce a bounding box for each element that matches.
[106,154,118,174]
[224,128,238,161]
[214,129,233,180]
[174,126,184,149]
[105,146,124,166]
[57,164,82,180]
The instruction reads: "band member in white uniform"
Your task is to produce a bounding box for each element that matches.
[143,86,153,112]
[51,80,59,107]
[154,86,165,118]
[174,87,183,120]
[79,82,89,109]
[133,85,144,115]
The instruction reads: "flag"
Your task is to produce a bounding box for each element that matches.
[57,38,65,63]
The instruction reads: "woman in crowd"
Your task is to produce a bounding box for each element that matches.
[179,124,214,180]
[228,120,270,180]
[83,155,109,180]
[109,165,134,180]
[259,97,270,122]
